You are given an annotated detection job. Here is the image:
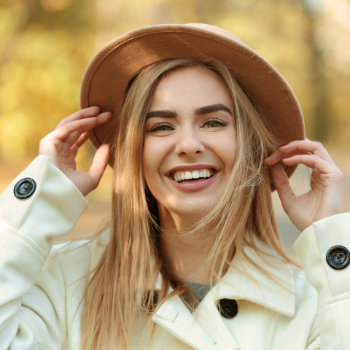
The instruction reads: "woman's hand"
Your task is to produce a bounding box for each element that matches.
[264,139,343,232]
[39,106,112,196]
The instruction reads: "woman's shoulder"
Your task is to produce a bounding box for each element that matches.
[46,230,110,284]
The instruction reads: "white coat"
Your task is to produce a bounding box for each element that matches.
[1,155,350,349]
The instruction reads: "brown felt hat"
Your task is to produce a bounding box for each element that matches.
[80,23,305,175]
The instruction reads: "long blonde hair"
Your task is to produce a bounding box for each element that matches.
[81,58,295,349]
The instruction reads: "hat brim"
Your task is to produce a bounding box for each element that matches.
[80,23,305,177]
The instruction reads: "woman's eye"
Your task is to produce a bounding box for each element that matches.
[202,119,227,128]
[148,123,174,133]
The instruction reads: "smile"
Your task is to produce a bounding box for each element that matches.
[171,168,215,183]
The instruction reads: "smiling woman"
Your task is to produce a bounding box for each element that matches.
[143,64,237,223]
[0,24,348,350]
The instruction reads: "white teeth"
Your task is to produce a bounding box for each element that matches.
[172,169,214,182]
[192,170,200,179]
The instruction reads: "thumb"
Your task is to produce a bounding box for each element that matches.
[271,163,295,210]
[88,144,110,189]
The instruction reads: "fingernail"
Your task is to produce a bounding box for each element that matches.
[279,143,288,148]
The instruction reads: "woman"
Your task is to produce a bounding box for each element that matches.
[0,24,348,350]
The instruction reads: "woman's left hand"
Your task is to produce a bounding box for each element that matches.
[264,139,343,232]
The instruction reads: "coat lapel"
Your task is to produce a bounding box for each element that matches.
[152,295,219,350]
[152,243,296,349]
[208,244,296,317]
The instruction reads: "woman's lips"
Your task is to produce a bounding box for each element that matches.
[167,171,218,193]
[171,168,214,182]
[165,165,218,192]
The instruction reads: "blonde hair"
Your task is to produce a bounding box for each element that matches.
[81,58,295,349]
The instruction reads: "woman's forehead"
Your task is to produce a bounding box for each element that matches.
[150,65,233,110]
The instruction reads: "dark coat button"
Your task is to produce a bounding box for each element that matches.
[216,299,238,319]
[14,178,36,199]
[326,245,350,270]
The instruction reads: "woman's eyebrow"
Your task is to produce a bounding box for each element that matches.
[145,104,232,120]
[146,110,177,119]
[195,104,233,115]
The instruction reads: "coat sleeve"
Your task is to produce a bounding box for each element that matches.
[0,155,88,349]
[294,213,350,350]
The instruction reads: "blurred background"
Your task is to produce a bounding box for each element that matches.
[0,0,349,249]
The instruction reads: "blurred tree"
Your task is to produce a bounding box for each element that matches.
[314,0,350,147]
[0,0,96,160]
[298,0,330,141]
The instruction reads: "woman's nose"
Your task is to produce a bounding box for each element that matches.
[175,128,205,157]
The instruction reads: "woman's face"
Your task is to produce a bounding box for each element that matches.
[143,65,237,221]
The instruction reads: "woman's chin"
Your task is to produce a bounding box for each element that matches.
[159,202,216,228]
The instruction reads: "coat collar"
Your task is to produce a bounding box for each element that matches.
[207,243,296,317]
[154,241,296,318]
[98,230,295,316]
[97,231,296,349]
[152,243,296,350]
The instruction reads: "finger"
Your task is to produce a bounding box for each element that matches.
[264,139,333,166]
[75,132,89,148]
[65,131,81,148]
[264,150,284,166]
[71,132,89,158]
[53,112,112,142]
[270,163,295,209]
[281,154,335,174]
[279,139,334,163]
[265,150,313,166]
[88,144,110,188]
[57,106,100,127]
[66,130,90,149]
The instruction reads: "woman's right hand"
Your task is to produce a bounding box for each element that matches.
[39,106,112,196]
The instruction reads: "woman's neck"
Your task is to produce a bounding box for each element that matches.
[159,209,214,284]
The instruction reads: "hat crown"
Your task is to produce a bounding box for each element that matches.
[186,23,247,46]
